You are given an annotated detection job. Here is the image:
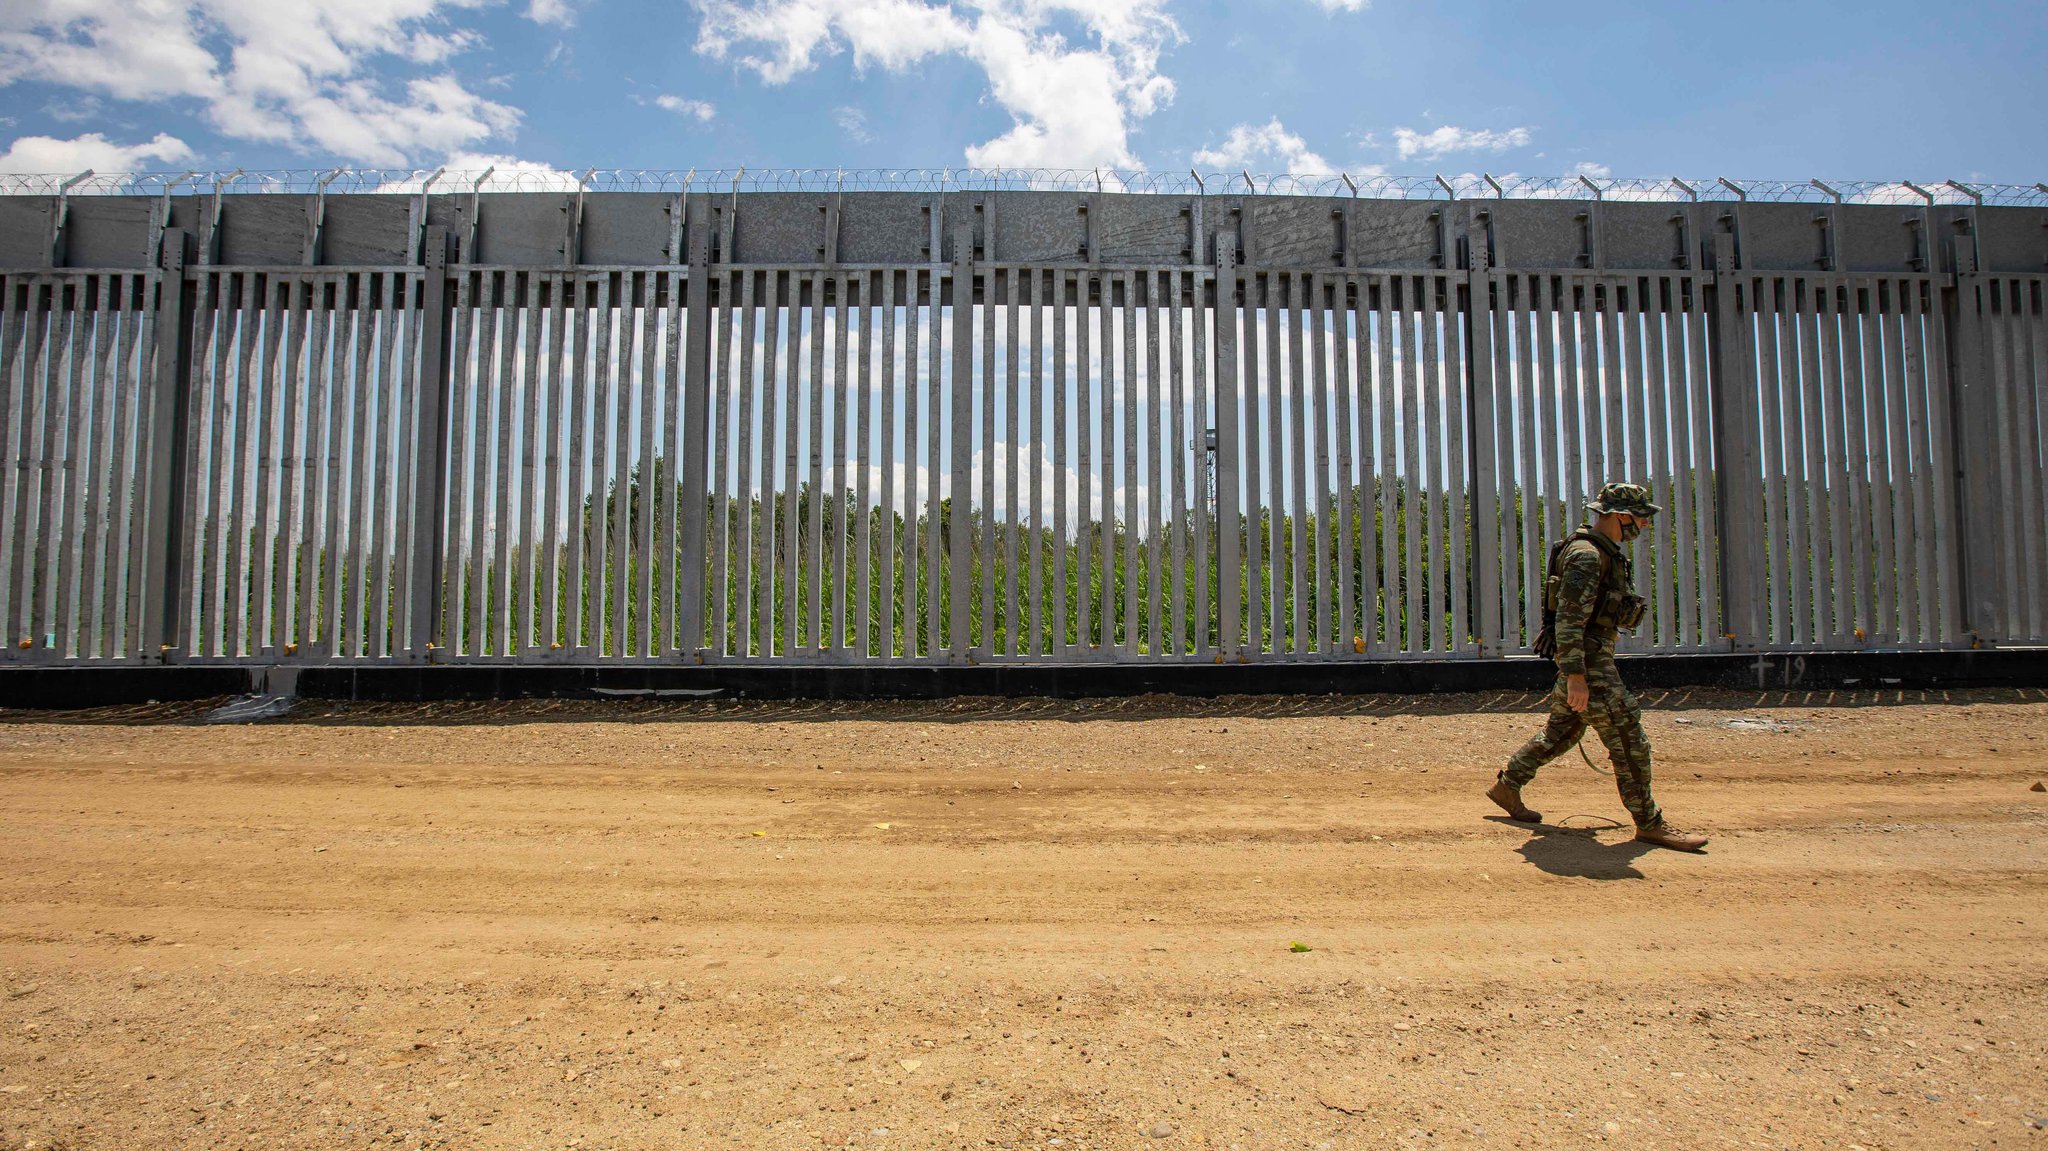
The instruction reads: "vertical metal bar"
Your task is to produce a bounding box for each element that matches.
[215,273,255,657]
[1512,277,1541,652]
[315,277,347,657]
[774,268,798,655]
[730,269,756,657]
[1167,270,1189,656]
[1642,277,1679,646]
[1682,274,1721,647]
[948,227,973,658]
[1753,276,1785,647]
[1265,273,1289,653]
[559,274,587,656]
[115,274,155,657]
[307,276,339,655]
[1822,280,1856,644]
[1465,261,1500,656]
[708,271,732,655]
[1777,274,1810,638]
[88,277,130,656]
[1213,242,1240,657]
[185,271,224,656]
[639,271,663,658]
[1191,266,1213,656]
[1529,276,1560,584]
[1796,278,1831,645]
[679,199,712,655]
[1419,272,1446,653]
[379,270,412,657]
[1048,271,1068,654]
[1980,277,2023,637]
[981,265,998,658]
[1707,257,1764,650]
[510,272,541,654]
[1913,276,1962,641]
[1841,279,1881,642]
[2022,279,2048,636]
[0,277,27,651]
[853,270,874,657]
[1863,280,1900,642]
[477,273,509,656]
[912,269,933,657]
[1400,277,1424,653]
[538,274,567,652]
[1287,273,1311,656]
[51,278,94,659]
[925,265,944,656]
[1146,269,1165,656]
[1375,274,1400,651]
[1120,271,1140,657]
[829,270,850,655]
[804,271,826,653]
[136,238,189,659]
[606,272,636,656]
[1027,269,1046,656]
[1098,273,1117,651]
[757,270,784,658]
[403,227,448,655]
[1599,278,1626,494]
[1444,271,1471,655]
[12,278,52,651]
[660,270,686,655]
[1075,271,1095,650]
[244,275,283,655]
[1878,281,1919,641]
[876,262,892,655]
[441,270,472,654]
[273,277,308,655]
[1005,266,1023,655]
[0,277,22,650]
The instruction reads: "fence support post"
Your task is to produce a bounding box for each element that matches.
[1464,223,1501,656]
[138,228,191,662]
[948,222,973,661]
[1708,252,1766,652]
[678,194,712,659]
[407,226,453,658]
[1944,248,2003,645]
[1213,232,1242,660]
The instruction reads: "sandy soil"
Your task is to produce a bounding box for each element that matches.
[1,686,2045,1151]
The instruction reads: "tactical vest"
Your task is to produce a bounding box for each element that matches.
[1529,528,1647,659]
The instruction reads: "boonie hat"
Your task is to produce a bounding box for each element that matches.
[1586,481,1662,518]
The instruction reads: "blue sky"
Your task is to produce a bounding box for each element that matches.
[0,0,2041,183]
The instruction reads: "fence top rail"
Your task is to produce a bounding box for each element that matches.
[2,168,2043,206]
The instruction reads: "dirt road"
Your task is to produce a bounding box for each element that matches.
[2,688,2044,1150]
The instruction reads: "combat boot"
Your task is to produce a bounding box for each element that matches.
[1485,777,1542,823]
[1634,820,1709,852]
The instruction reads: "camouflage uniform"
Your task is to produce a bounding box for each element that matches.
[1502,485,1662,828]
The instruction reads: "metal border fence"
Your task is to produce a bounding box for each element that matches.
[0,176,2042,669]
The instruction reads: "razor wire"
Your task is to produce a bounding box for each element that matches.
[1,168,2043,206]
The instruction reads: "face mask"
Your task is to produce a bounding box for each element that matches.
[1618,517,1642,543]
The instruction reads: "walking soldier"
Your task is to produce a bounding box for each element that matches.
[1486,482,1709,852]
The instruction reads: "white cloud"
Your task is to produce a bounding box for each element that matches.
[1392,125,1532,162]
[692,0,1181,169]
[835,105,873,143]
[0,1,520,165]
[1571,161,1610,179]
[1308,0,1368,10]
[1192,118,1330,174]
[655,94,729,121]
[526,0,580,27]
[0,131,193,174]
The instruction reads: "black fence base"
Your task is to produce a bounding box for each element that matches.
[2,649,2045,710]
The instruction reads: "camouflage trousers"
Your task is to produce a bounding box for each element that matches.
[1502,658,1663,828]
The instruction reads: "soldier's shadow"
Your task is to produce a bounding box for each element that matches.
[1487,817,1659,880]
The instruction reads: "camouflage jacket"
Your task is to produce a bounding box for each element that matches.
[1553,530,1631,676]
